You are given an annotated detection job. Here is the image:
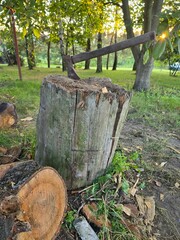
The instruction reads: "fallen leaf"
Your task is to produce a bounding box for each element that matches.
[0,146,21,164]
[123,204,139,218]
[159,162,167,167]
[119,204,131,216]
[122,147,130,152]
[136,146,143,151]
[144,196,155,225]
[149,237,157,240]
[136,195,146,215]
[82,202,111,228]
[154,180,162,187]
[121,218,142,239]
[160,193,164,201]
[129,186,137,196]
[114,173,122,194]
[21,117,33,121]
[130,177,139,196]
[175,182,179,188]
[102,87,108,93]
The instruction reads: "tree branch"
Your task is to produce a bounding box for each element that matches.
[151,0,164,31]
[143,0,153,33]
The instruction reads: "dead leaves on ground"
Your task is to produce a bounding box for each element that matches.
[136,195,155,225]
[0,146,21,164]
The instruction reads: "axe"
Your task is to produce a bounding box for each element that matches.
[64,31,156,80]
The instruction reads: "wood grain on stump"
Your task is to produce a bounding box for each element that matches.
[0,160,67,240]
[36,75,131,189]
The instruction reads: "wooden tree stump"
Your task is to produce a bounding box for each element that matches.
[36,75,131,190]
[0,160,67,240]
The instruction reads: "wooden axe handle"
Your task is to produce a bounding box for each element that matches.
[72,31,155,64]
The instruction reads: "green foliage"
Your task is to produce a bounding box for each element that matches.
[121,179,130,194]
[64,210,77,229]
[109,151,130,174]
[153,39,167,60]
[130,86,180,131]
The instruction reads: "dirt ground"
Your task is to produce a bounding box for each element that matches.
[57,116,180,240]
[120,118,180,240]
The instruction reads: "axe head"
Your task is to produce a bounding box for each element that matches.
[63,55,80,80]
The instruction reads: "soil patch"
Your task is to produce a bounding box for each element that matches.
[120,119,180,240]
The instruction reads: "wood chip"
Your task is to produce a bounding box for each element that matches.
[102,87,108,93]
[21,117,33,121]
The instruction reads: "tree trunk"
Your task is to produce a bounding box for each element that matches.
[35,76,131,190]
[25,34,36,70]
[121,0,163,91]
[59,20,66,71]
[132,61,137,71]
[106,34,114,70]
[84,38,91,70]
[0,161,67,240]
[121,0,140,65]
[133,56,154,91]
[9,9,22,80]
[47,41,51,68]
[96,32,102,73]
[112,30,118,70]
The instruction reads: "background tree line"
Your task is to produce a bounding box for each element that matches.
[0,0,179,90]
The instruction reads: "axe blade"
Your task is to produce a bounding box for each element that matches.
[63,55,80,80]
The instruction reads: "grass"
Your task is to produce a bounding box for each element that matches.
[0,65,179,147]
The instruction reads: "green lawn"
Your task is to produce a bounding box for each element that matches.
[0,65,179,149]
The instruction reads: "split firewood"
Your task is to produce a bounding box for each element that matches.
[73,217,99,240]
[0,102,18,128]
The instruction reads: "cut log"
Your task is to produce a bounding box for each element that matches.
[0,102,17,128]
[36,75,131,190]
[0,160,67,240]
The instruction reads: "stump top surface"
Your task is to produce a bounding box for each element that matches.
[44,75,128,97]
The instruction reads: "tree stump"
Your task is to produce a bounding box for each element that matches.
[0,160,67,240]
[36,75,131,190]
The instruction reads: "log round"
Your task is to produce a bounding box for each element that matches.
[35,75,131,190]
[0,161,67,240]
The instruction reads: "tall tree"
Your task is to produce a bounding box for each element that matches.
[112,7,119,71]
[96,32,103,73]
[121,0,164,91]
[84,38,91,69]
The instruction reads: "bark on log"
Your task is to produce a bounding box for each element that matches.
[36,75,131,190]
[0,160,67,240]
